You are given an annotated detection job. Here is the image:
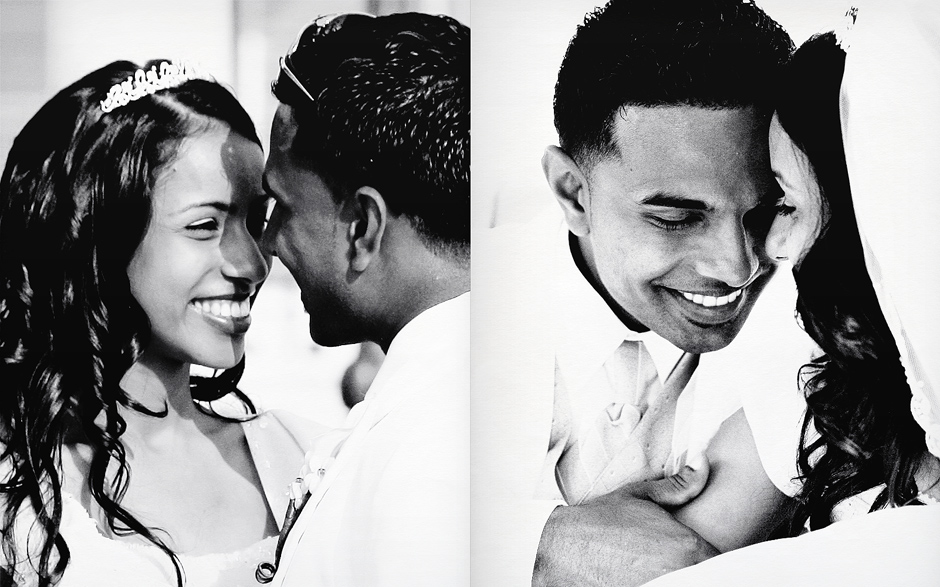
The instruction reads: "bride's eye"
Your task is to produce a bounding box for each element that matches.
[774,198,796,217]
[775,204,796,217]
[186,218,220,233]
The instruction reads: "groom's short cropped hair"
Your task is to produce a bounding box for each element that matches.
[555,0,793,167]
[272,12,469,260]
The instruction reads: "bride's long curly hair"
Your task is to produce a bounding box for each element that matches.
[776,33,928,534]
[0,61,260,586]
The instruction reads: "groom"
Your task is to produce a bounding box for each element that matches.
[473,1,813,585]
[259,12,469,586]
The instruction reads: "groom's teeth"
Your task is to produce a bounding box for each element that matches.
[679,288,743,307]
[193,299,251,318]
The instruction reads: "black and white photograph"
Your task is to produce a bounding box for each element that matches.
[1,0,938,586]
[1,1,468,585]
[472,1,939,585]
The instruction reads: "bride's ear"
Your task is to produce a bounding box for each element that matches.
[542,146,591,237]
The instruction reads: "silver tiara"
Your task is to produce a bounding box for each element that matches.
[100,60,199,113]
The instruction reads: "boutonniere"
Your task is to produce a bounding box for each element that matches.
[255,450,337,583]
[289,450,336,508]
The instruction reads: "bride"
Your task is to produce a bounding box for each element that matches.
[646,3,940,584]
[1,60,321,586]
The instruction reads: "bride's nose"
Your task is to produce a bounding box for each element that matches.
[222,223,270,285]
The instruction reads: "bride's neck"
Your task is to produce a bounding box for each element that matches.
[117,352,214,444]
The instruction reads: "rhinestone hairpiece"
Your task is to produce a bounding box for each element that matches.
[100,61,198,113]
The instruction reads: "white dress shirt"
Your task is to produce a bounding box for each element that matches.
[275,293,470,587]
[549,216,811,496]
[544,224,687,499]
[471,206,814,586]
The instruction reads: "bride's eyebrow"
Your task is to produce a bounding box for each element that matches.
[172,201,231,216]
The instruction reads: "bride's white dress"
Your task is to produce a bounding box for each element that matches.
[7,409,323,587]
[645,1,940,585]
[55,492,277,587]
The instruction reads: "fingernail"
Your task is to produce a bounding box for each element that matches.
[686,453,706,471]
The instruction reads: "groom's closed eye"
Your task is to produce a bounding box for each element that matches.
[640,193,710,231]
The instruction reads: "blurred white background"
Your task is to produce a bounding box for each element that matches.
[0,0,469,428]
[471,0,856,230]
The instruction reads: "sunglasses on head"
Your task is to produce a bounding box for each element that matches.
[278,12,376,102]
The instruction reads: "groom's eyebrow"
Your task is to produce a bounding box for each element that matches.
[639,192,709,210]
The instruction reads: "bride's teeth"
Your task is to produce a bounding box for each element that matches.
[193,299,251,318]
[230,300,251,318]
[716,295,729,306]
[682,292,694,301]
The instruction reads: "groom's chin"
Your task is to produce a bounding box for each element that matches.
[307,317,357,348]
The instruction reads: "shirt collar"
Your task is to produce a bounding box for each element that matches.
[553,219,684,390]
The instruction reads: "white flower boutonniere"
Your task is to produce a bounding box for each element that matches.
[288,450,336,508]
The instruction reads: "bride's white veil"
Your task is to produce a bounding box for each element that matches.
[840,0,940,461]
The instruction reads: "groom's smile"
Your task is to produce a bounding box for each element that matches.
[660,269,773,330]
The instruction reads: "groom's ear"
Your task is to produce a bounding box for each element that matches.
[345,186,388,273]
[542,145,591,237]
